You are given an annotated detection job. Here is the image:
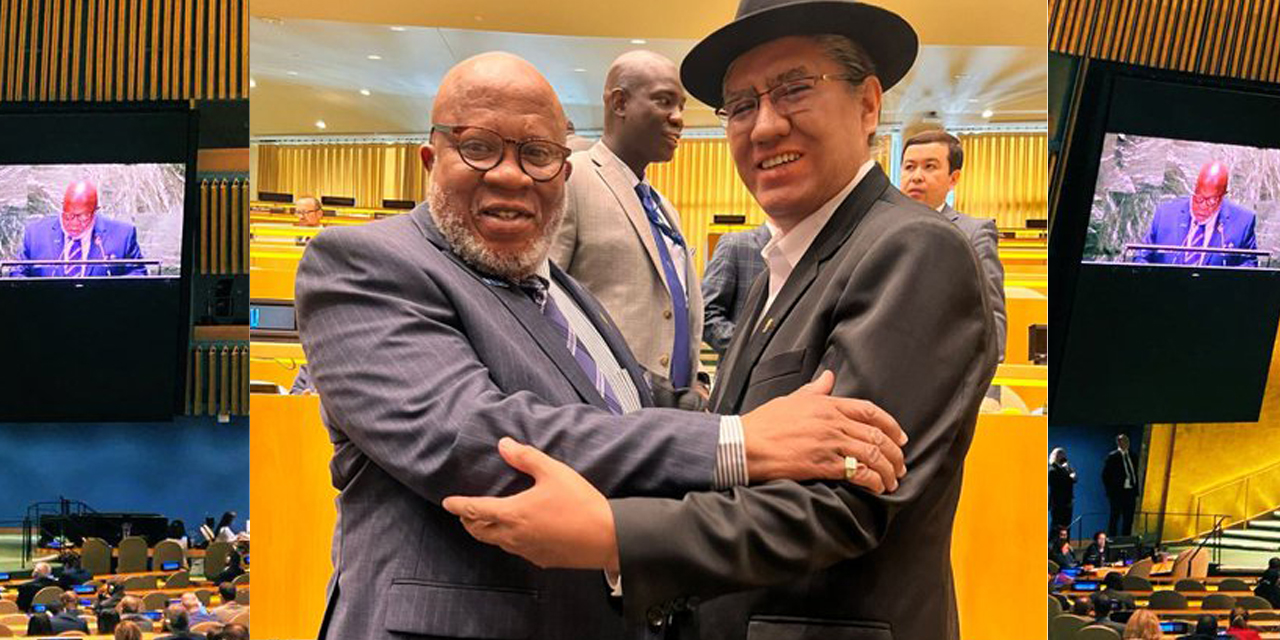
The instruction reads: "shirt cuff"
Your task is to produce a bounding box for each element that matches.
[604,569,623,597]
[712,415,749,489]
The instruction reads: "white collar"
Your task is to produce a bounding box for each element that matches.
[599,141,644,190]
[760,159,875,266]
[935,202,947,213]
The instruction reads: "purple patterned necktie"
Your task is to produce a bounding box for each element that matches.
[64,238,83,277]
[519,277,623,414]
[1182,223,1206,265]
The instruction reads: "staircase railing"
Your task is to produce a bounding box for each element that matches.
[1192,460,1280,536]
[21,498,98,564]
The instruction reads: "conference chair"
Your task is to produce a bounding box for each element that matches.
[81,538,111,576]
[56,631,86,637]
[1248,611,1280,620]
[1050,613,1090,640]
[1121,576,1153,591]
[33,585,64,607]
[1050,594,1064,619]
[163,572,192,589]
[117,536,149,573]
[229,609,249,627]
[1172,547,1209,579]
[1126,557,1154,579]
[0,615,25,629]
[154,540,186,570]
[1050,559,1060,575]
[1201,593,1236,610]
[1148,590,1188,609]
[1235,595,1273,610]
[0,623,12,636]
[142,592,169,611]
[231,572,249,586]
[1218,578,1250,592]
[204,541,233,578]
[191,621,223,635]
[1174,578,1205,592]
[236,587,249,605]
[1077,625,1122,640]
[122,575,156,591]
[0,601,15,614]
[195,589,214,607]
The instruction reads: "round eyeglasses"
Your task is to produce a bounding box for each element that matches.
[430,124,572,182]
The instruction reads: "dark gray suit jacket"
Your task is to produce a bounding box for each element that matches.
[943,204,1007,361]
[611,166,997,640]
[295,205,722,639]
[701,224,772,357]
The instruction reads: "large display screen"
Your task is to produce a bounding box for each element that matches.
[1083,133,1278,269]
[0,163,186,278]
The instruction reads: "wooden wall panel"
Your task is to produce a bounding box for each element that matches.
[0,0,246,101]
[1051,0,1280,83]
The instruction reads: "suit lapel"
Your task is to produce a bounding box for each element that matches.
[590,142,672,292]
[410,205,611,412]
[551,264,655,407]
[712,166,891,413]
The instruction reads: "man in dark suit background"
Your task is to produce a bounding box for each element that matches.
[1133,161,1258,267]
[1103,433,1140,536]
[49,592,91,634]
[13,180,146,278]
[296,51,907,640]
[701,224,771,357]
[901,129,1007,360]
[15,561,59,612]
[445,1,997,638]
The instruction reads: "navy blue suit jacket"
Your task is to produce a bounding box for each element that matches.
[1134,197,1258,267]
[15,215,146,277]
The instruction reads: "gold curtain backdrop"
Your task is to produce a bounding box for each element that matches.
[255,143,430,209]
[953,132,1050,230]
[254,130,1045,274]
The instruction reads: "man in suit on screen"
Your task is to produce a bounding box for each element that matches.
[295,51,908,640]
[1133,161,1258,267]
[443,1,998,637]
[13,180,146,278]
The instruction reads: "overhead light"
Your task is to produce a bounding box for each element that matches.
[359,89,371,96]
[981,109,994,119]
[573,67,587,73]
[249,78,256,88]
[315,120,327,129]
[630,39,647,44]
[286,71,298,76]
[389,26,406,31]
[967,98,979,103]
[367,54,382,60]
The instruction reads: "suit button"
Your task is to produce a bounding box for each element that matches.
[660,354,670,366]
[647,607,665,629]
[663,309,673,319]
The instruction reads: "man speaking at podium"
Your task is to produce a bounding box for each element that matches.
[1133,161,1258,267]
[13,180,146,278]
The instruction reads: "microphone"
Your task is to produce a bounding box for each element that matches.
[94,236,107,276]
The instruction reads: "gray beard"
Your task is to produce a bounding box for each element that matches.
[427,183,565,281]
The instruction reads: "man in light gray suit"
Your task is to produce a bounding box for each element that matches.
[901,129,1007,360]
[446,2,997,638]
[296,51,908,640]
[551,50,702,391]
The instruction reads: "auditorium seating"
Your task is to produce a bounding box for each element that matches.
[1077,626,1121,639]
[1051,613,1090,640]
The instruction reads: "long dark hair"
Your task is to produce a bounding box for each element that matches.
[27,612,54,634]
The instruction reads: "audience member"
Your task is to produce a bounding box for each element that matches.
[1049,447,1077,530]
[117,595,155,632]
[1256,556,1280,608]
[50,590,90,633]
[1072,596,1093,617]
[1102,571,1137,608]
[211,582,248,623]
[294,196,324,228]
[16,561,59,611]
[158,603,205,640]
[1227,606,1263,640]
[211,549,245,585]
[98,609,121,634]
[166,520,191,549]
[1050,525,1078,570]
[95,580,126,615]
[1084,531,1114,567]
[181,591,218,625]
[1179,614,1221,640]
[115,620,144,640]
[216,623,249,640]
[26,611,55,635]
[56,551,93,588]
[1090,592,1127,635]
[214,511,240,542]
[1123,608,1162,640]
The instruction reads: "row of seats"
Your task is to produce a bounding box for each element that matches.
[8,577,249,612]
[79,539,237,578]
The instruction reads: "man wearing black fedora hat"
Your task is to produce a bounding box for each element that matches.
[444,1,997,638]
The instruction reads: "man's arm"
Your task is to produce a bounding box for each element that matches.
[971,219,1006,360]
[701,235,741,355]
[608,218,994,618]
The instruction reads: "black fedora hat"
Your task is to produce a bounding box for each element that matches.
[680,0,918,108]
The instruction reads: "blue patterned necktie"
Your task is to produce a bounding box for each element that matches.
[1182,222,1206,265]
[634,183,691,388]
[64,238,83,277]
[519,277,623,414]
